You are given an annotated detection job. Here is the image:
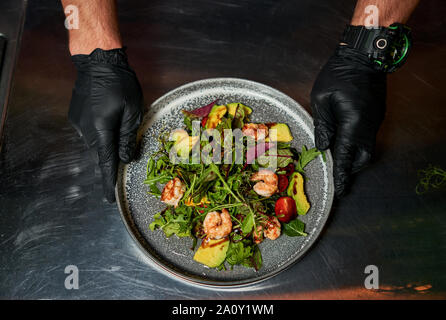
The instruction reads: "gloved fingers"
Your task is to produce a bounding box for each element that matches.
[311,99,336,151]
[97,131,119,203]
[119,130,137,164]
[68,89,87,138]
[333,139,356,198]
[351,147,372,174]
[314,118,335,151]
[68,87,101,148]
[119,103,142,163]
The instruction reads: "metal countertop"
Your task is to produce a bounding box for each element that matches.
[0,0,445,299]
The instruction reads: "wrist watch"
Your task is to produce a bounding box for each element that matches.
[340,23,412,73]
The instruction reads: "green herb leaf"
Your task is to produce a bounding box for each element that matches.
[296,146,321,174]
[149,207,193,238]
[276,142,292,149]
[225,241,253,267]
[240,210,254,234]
[243,244,263,271]
[183,115,193,131]
[283,219,307,237]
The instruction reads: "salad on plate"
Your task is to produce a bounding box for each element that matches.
[143,100,323,271]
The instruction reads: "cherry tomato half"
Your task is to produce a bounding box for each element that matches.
[275,196,297,223]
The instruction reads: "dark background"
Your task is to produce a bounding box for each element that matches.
[0,0,445,299]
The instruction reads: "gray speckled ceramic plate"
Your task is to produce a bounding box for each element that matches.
[115,78,334,287]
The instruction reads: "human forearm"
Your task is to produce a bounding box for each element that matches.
[63,1,143,203]
[351,0,420,27]
[61,0,122,55]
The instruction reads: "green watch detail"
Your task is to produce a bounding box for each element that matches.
[341,23,412,73]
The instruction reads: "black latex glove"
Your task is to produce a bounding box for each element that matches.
[311,45,387,197]
[68,48,143,203]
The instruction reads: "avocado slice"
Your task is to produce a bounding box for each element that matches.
[193,238,229,268]
[227,102,252,118]
[287,172,310,215]
[171,129,189,142]
[172,129,199,158]
[206,105,227,129]
[266,123,293,142]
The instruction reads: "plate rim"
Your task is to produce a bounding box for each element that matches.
[115,77,334,288]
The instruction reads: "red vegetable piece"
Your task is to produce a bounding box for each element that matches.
[183,99,219,118]
[278,175,289,193]
[201,116,208,127]
[283,163,295,177]
[274,196,297,223]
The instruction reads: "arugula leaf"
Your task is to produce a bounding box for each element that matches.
[149,207,193,238]
[144,156,174,188]
[209,163,242,203]
[240,210,254,234]
[225,241,262,271]
[283,219,307,237]
[296,146,321,174]
[243,244,263,271]
[149,212,166,231]
[183,115,193,131]
[276,142,292,149]
[225,241,253,267]
[148,184,161,196]
[252,245,263,270]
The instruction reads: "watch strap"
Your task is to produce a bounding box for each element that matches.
[341,25,389,56]
[340,24,413,73]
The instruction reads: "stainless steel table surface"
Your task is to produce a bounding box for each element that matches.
[0,0,445,299]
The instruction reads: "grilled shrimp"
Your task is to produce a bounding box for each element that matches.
[251,169,278,197]
[203,209,233,239]
[263,216,281,240]
[161,177,185,208]
[242,123,269,141]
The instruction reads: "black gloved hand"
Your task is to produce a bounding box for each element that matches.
[68,48,143,203]
[311,45,387,197]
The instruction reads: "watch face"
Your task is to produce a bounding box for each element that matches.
[389,33,410,66]
[373,25,411,73]
[386,24,412,72]
[343,23,412,73]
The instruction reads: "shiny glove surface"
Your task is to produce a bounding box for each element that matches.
[311,45,387,197]
[68,48,143,203]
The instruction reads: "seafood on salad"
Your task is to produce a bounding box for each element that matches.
[144,101,322,271]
